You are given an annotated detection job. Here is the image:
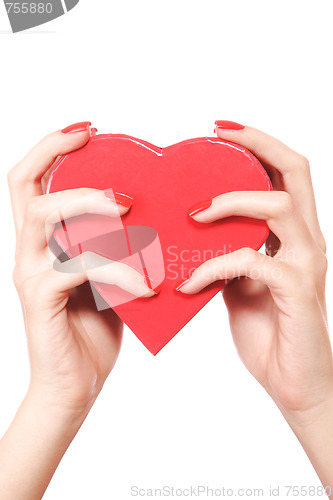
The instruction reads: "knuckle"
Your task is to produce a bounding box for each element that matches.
[286,154,310,176]
[78,189,104,207]
[7,165,20,188]
[297,154,310,171]
[277,191,295,216]
[238,247,257,262]
[7,160,29,187]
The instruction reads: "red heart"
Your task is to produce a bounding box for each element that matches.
[46,134,271,354]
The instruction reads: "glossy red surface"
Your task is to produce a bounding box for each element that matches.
[215,120,245,130]
[46,134,272,354]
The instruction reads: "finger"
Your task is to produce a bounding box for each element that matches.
[188,191,317,257]
[41,127,99,192]
[54,253,158,297]
[7,122,92,236]
[214,121,324,249]
[21,252,158,312]
[175,247,290,295]
[18,188,133,258]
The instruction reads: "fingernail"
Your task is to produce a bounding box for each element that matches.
[188,199,212,217]
[62,121,92,134]
[175,278,191,292]
[215,120,245,131]
[104,190,133,209]
[143,283,161,297]
[91,127,98,136]
[114,192,133,208]
[153,284,162,294]
[143,289,157,298]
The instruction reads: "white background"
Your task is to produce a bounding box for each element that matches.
[0,1,332,498]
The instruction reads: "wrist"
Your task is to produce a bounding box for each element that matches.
[277,393,333,489]
[26,373,100,418]
[24,387,92,433]
[279,390,333,433]
[0,387,91,499]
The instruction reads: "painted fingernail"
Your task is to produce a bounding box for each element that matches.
[114,192,133,208]
[188,199,212,217]
[215,120,245,131]
[143,282,161,297]
[62,121,92,134]
[175,278,191,292]
[91,127,98,136]
[153,284,162,294]
[104,190,133,209]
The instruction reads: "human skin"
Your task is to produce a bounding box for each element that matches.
[0,123,158,499]
[0,121,331,497]
[177,122,332,492]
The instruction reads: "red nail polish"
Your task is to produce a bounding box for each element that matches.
[188,199,212,217]
[214,120,245,130]
[62,121,92,134]
[91,127,98,136]
[175,278,191,291]
[153,284,162,294]
[113,192,133,209]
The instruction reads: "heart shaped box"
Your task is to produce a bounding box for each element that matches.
[46,134,272,354]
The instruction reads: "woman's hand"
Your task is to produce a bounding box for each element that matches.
[176,122,333,489]
[8,122,157,413]
[0,123,157,500]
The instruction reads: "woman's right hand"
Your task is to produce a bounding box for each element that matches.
[177,122,333,491]
[7,122,156,416]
